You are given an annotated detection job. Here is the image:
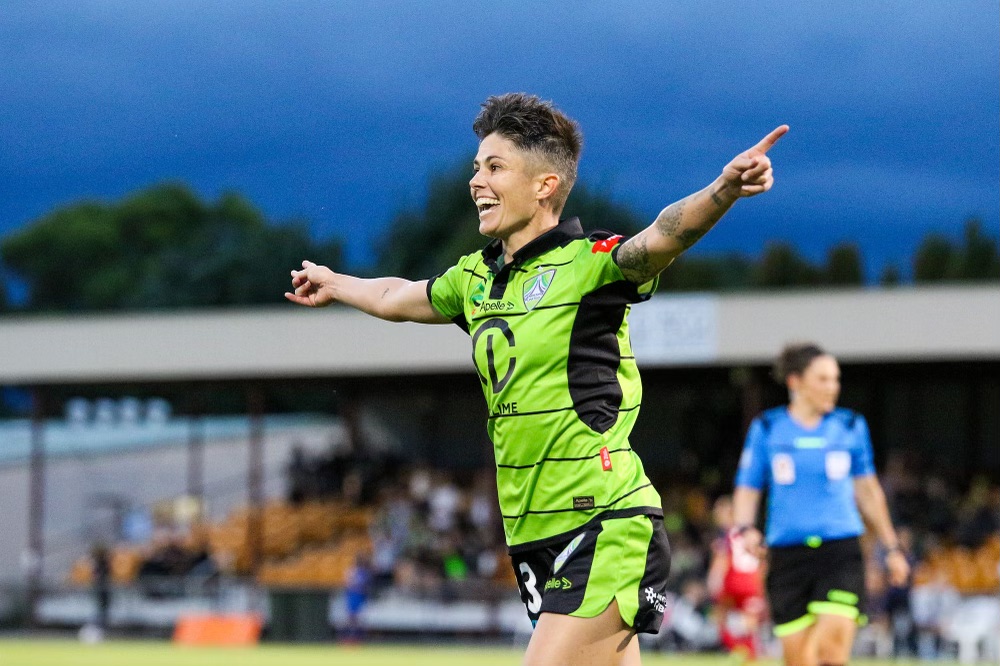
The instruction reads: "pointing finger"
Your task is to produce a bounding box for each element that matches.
[742,159,770,182]
[749,125,789,156]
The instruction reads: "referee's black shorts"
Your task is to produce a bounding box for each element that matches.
[766,536,866,637]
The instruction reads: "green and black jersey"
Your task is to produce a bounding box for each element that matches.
[427,217,662,552]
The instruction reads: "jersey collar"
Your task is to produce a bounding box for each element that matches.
[481,217,585,273]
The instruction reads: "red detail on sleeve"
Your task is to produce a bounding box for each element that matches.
[600,446,613,471]
[591,235,622,253]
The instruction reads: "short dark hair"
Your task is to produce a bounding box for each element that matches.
[473,93,582,213]
[773,343,827,383]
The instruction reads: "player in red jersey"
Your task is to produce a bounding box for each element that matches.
[708,495,767,662]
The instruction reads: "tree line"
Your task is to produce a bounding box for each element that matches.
[0,174,996,313]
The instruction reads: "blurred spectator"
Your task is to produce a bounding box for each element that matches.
[882,453,923,527]
[286,444,314,504]
[468,469,498,535]
[408,465,432,508]
[427,472,461,533]
[662,577,719,651]
[342,553,372,643]
[666,532,707,588]
[956,478,1000,549]
[882,527,917,657]
[90,542,112,638]
[135,528,218,597]
[369,483,413,590]
[910,565,961,659]
[919,476,957,540]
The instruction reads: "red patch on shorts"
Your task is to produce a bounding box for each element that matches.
[600,446,613,471]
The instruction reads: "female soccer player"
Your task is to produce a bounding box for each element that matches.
[732,344,910,666]
[287,93,786,666]
[707,495,766,663]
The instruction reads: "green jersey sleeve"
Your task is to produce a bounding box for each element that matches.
[426,254,478,333]
[576,233,658,301]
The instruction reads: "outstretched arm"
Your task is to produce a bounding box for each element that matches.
[616,125,788,284]
[284,260,449,324]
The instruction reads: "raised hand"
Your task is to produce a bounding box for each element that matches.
[284,260,337,307]
[720,125,789,197]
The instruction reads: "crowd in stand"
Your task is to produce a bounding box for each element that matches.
[288,444,511,601]
[285,445,999,657]
[133,529,218,597]
[85,443,996,655]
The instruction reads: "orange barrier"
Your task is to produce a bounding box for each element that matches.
[173,613,263,645]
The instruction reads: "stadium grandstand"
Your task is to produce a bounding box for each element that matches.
[0,284,997,658]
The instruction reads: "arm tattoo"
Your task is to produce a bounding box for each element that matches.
[655,198,708,249]
[677,227,707,250]
[380,288,390,300]
[654,200,685,237]
[615,233,654,284]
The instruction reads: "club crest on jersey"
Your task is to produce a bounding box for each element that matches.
[523,269,555,311]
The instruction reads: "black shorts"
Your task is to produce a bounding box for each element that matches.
[509,513,671,634]
[767,536,866,636]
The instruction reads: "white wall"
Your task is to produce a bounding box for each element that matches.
[0,419,342,587]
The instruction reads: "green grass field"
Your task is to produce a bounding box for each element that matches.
[0,640,962,666]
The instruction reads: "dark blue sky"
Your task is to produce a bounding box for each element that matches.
[1,1,997,279]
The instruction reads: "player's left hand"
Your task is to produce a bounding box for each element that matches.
[886,549,910,587]
[285,260,336,307]
[720,125,789,197]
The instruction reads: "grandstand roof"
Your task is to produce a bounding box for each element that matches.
[1,285,997,385]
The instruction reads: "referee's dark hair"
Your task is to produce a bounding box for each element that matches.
[773,343,827,383]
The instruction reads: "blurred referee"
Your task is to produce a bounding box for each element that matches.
[732,343,909,666]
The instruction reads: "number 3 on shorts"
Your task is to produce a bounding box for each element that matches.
[519,561,542,614]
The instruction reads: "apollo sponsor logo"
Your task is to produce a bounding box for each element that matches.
[544,576,572,591]
[481,300,516,312]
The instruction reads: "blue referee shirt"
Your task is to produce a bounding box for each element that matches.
[735,406,876,548]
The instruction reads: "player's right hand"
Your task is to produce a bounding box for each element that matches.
[285,260,337,307]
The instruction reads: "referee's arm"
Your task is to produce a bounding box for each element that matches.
[853,475,910,585]
[732,486,765,556]
[732,486,761,530]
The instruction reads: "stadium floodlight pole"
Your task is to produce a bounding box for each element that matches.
[25,387,46,629]
[734,366,765,435]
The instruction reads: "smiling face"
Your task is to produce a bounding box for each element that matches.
[788,354,841,415]
[470,132,558,242]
